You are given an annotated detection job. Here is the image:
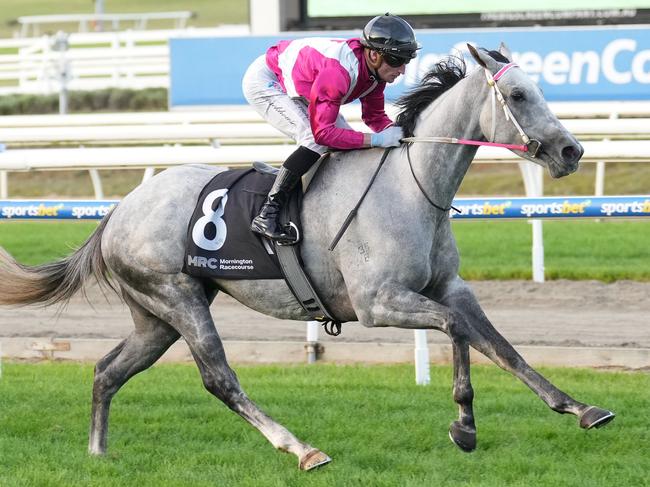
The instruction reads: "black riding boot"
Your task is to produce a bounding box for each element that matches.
[251,166,301,243]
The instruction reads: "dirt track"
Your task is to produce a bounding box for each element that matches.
[1,280,648,349]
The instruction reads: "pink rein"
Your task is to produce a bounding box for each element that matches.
[456,138,528,152]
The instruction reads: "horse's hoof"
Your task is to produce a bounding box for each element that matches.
[448,421,476,452]
[580,406,615,429]
[299,449,331,471]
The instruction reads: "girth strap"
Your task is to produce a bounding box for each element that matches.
[274,193,343,336]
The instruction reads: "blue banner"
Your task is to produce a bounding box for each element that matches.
[2,197,649,220]
[170,25,650,107]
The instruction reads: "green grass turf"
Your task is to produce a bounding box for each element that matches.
[453,220,650,282]
[0,362,646,486]
[1,219,648,281]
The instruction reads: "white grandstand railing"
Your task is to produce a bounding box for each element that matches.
[17,12,193,37]
[0,26,250,96]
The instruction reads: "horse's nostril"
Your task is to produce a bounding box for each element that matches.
[561,145,582,164]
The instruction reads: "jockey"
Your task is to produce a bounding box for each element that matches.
[242,12,421,244]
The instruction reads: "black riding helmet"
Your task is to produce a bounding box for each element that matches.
[361,13,421,61]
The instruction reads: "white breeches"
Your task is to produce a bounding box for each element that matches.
[241,55,353,155]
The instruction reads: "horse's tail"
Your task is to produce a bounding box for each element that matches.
[0,210,116,307]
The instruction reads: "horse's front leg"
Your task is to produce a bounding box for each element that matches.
[440,277,615,430]
[360,280,477,451]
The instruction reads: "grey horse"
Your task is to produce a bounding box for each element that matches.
[0,45,614,470]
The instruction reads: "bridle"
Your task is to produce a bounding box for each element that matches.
[402,62,542,213]
[402,62,542,157]
[329,62,544,251]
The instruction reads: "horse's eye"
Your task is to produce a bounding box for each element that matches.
[511,91,525,102]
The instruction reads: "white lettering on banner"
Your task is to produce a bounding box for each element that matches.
[451,201,512,217]
[602,39,635,84]
[407,37,650,90]
[520,200,591,217]
[569,51,600,85]
[543,51,571,85]
[71,205,115,219]
[632,49,650,83]
[600,200,650,216]
[1,203,64,218]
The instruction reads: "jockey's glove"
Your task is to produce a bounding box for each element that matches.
[370,125,404,148]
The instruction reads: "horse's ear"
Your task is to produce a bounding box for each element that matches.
[466,43,498,72]
[499,42,513,62]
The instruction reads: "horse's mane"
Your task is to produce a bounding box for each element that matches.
[395,50,509,137]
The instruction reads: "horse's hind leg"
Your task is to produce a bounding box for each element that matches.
[89,291,180,455]
[121,275,330,471]
[441,278,615,429]
[187,325,329,470]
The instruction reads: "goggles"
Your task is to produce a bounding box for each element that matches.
[382,52,411,68]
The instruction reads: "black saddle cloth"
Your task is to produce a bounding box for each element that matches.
[182,167,299,279]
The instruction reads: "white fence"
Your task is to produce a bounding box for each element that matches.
[17,12,193,37]
[2,118,650,145]
[0,26,249,95]
[2,102,650,200]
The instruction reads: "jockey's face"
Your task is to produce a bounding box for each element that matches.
[367,49,406,83]
[377,56,407,83]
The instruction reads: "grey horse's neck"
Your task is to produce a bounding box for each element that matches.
[407,68,487,211]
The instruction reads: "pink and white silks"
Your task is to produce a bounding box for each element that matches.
[242,38,393,154]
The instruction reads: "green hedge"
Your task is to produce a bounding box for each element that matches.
[0,87,168,115]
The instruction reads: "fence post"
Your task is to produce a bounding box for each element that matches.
[88,169,105,199]
[306,321,319,364]
[414,330,430,385]
[595,134,610,197]
[0,171,7,198]
[0,141,6,198]
[519,162,545,283]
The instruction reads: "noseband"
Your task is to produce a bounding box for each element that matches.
[485,63,542,157]
[403,62,542,157]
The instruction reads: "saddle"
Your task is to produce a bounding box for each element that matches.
[182,161,342,335]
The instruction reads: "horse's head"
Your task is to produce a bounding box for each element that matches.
[467,43,583,178]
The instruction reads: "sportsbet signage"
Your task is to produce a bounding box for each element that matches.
[448,196,650,219]
[169,25,650,106]
[0,201,118,220]
[3,197,649,220]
